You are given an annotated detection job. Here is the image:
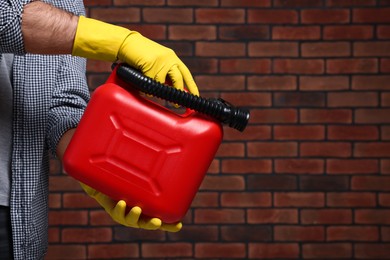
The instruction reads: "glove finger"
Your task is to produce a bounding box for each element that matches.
[138,217,162,230]
[179,63,199,96]
[124,206,142,227]
[160,222,183,233]
[166,65,184,92]
[111,200,127,223]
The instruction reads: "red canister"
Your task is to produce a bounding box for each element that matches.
[63,68,223,223]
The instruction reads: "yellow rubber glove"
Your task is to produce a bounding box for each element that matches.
[80,183,182,232]
[72,16,199,96]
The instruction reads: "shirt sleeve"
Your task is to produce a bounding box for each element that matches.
[0,0,30,54]
[46,55,90,157]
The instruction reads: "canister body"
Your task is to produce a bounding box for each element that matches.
[63,76,223,223]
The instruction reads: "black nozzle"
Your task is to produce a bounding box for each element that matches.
[114,63,250,132]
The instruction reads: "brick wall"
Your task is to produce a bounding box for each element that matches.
[47,0,390,259]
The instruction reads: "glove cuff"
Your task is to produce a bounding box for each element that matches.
[72,16,131,61]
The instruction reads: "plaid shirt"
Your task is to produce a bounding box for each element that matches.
[1,0,89,259]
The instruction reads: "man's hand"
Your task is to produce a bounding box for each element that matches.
[80,183,182,232]
[21,1,198,95]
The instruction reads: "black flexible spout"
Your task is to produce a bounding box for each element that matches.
[113,63,250,132]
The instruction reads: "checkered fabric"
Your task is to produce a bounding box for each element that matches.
[1,0,90,259]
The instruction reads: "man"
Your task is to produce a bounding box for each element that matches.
[1,0,198,259]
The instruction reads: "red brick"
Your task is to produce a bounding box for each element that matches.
[300,142,352,157]
[354,42,390,57]
[382,159,390,174]
[327,192,377,207]
[274,92,325,107]
[220,25,269,40]
[115,0,163,5]
[301,9,350,24]
[49,194,61,209]
[381,58,390,73]
[247,175,298,191]
[272,26,320,40]
[62,228,112,243]
[247,209,298,224]
[222,92,271,107]
[194,209,245,224]
[46,245,86,260]
[248,76,297,90]
[48,227,60,243]
[383,227,390,241]
[355,243,390,259]
[63,193,100,209]
[199,175,245,191]
[274,192,325,207]
[248,10,298,24]
[327,0,376,6]
[169,25,216,40]
[352,176,390,191]
[49,176,82,192]
[356,109,390,123]
[127,24,167,40]
[143,8,193,23]
[85,0,112,6]
[324,25,374,40]
[221,0,270,6]
[354,142,390,157]
[49,211,88,226]
[353,75,390,90]
[355,209,390,224]
[274,59,324,74]
[216,142,245,157]
[328,125,379,140]
[221,159,272,174]
[196,42,245,57]
[220,59,271,74]
[195,243,246,258]
[300,175,349,191]
[90,8,140,23]
[302,243,352,259]
[88,244,139,259]
[328,90,378,106]
[327,159,379,174]
[379,193,390,207]
[382,93,390,107]
[221,192,271,207]
[221,226,272,242]
[90,210,116,226]
[196,9,245,24]
[249,42,299,57]
[195,75,245,91]
[223,126,272,141]
[247,142,298,157]
[191,192,219,208]
[275,159,324,174]
[299,76,349,90]
[378,26,390,39]
[274,125,324,140]
[274,226,324,241]
[250,109,298,123]
[301,209,352,224]
[274,0,323,7]
[327,226,379,241]
[353,8,390,23]
[142,243,193,258]
[327,58,378,74]
[249,243,300,259]
[300,109,352,123]
[167,0,217,6]
[301,42,350,57]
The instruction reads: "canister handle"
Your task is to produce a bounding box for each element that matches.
[112,63,250,132]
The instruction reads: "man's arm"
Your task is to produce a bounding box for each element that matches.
[22,1,78,54]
